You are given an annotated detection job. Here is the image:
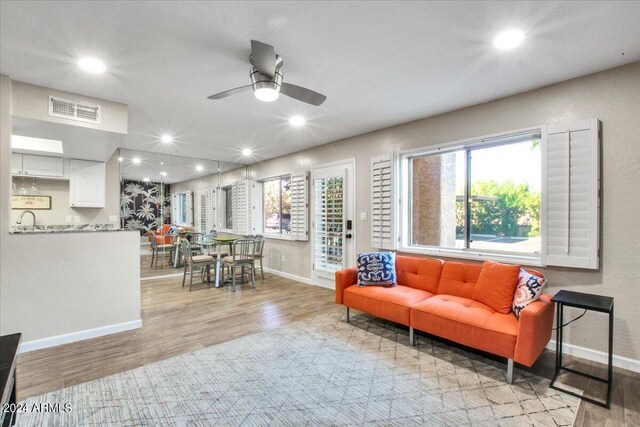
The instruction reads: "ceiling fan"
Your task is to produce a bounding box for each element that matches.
[207,40,327,106]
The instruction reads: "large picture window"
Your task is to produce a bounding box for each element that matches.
[263,176,292,234]
[408,131,541,256]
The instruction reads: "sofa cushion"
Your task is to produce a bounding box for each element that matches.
[344,285,433,326]
[357,252,397,286]
[437,262,482,299]
[395,256,444,293]
[411,295,519,359]
[473,260,520,314]
[513,269,547,319]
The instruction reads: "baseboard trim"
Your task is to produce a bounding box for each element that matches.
[546,340,640,374]
[19,319,143,354]
[263,267,313,285]
[141,272,184,281]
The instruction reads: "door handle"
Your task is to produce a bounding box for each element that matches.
[345,234,353,239]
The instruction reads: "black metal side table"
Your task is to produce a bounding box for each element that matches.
[550,290,613,408]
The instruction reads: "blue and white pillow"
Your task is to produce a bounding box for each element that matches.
[512,269,547,319]
[357,252,397,287]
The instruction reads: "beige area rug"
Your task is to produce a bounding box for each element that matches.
[18,309,579,426]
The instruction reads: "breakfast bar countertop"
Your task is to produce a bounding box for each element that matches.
[9,224,128,234]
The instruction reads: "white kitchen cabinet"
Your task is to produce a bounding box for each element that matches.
[11,153,23,174]
[69,159,105,208]
[21,154,65,177]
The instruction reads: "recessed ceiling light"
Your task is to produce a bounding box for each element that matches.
[142,177,150,182]
[242,148,252,156]
[493,29,525,50]
[132,157,141,164]
[78,57,106,73]
[160,135,172,143]
[289,115,305,127]
[118,156,124,162]
[160,171,167,177]
[196,165,204,171]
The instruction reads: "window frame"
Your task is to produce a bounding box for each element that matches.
[261,174,293,238]
[399,126,545,266]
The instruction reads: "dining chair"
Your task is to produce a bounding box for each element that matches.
[149,231,175,269]
[253,235,266,279]
[222,239,256,290]
[180,240,215,291]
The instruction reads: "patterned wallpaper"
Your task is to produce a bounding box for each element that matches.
[120,180,171,235]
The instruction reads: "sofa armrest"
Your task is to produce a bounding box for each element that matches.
[335,268,357,304]
[513,293,555,367]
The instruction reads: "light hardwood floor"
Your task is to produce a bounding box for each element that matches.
[17,273,639,426]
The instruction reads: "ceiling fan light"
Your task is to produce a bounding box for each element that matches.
[254,87,280,102]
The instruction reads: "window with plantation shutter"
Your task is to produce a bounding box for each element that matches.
[371,154,396,249]
[171,191,193,227]
[196,188,217,233]
[232,180,253,235]
[543,119,600,269]
[290,171,309,241]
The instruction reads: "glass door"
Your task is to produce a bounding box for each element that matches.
[311,161,355,288]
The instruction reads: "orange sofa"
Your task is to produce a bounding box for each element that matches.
[335,255,554,383]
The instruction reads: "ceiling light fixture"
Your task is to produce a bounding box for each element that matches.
[242,148,252,156]
[78,57,106,73]
[254,87,280,102]
[160,135,173,143]
[142,177,150,182]
[196,165,204,171]
[132,157,141,164]
[160,171,167,177]
[289,115,305,127]
[118,157,124,162]
[493,29,525,50]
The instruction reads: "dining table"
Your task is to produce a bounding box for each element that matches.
[200,235,239,288]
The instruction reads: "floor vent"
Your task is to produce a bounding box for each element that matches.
[49,96,101,124]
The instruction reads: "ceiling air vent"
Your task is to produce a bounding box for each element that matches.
[49,96,101,124]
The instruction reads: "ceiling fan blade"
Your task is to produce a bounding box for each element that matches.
[251,40,276,78]
[207,85,252,100]
[281,83,327,106]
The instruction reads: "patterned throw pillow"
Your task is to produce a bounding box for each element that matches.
[512,269,547,319]
[357,252,397,287]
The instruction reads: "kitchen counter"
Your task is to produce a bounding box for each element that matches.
[10,224,127,234]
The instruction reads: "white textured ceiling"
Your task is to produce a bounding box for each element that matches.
[1,1,639,165]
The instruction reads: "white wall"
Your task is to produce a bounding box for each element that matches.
[172,62,640,363]
[0,75,140,348]
[12,81,128,134]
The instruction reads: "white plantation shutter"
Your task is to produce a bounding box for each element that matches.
[185,192,193,227]
[371,154,396,249]
[290,171,309,241]
[232,180,254,235]
[543,119,600,269]
[313,174,345,274]
[198,192,208,233]
[196,188,217,233]
[207,188,217,232]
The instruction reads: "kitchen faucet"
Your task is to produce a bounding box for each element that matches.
[16,210,36,226]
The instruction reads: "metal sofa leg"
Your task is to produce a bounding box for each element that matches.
[346,306,350,323]
[506,358,514,384]
[409,327,415,346]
